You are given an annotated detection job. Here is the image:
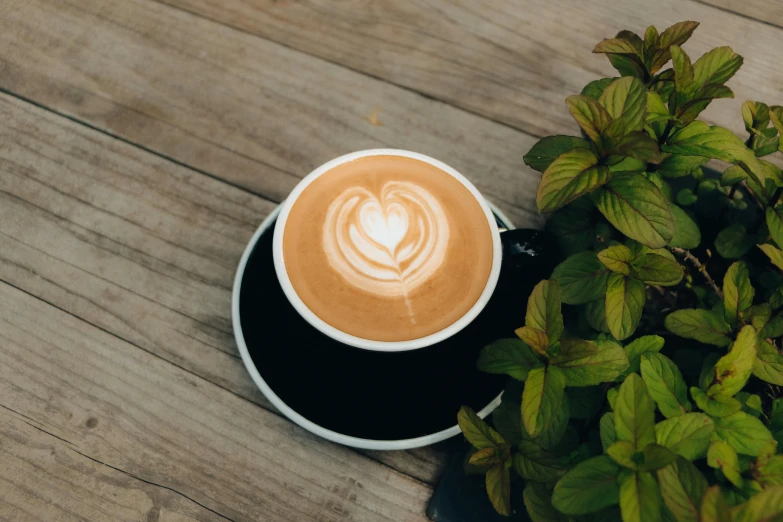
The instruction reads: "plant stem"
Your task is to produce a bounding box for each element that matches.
[741,180,766,211]
[670,247,724,299]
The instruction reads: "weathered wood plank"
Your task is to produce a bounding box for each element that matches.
[0,281,432,521]
[697,0,783,29]
[157,0,783,139]
[0,0,543,228]
[0,94,444,484]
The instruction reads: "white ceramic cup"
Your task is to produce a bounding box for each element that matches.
[272,149,503,352]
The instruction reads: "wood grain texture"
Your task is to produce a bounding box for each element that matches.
[0,0,543,229]
[157,0,783,140]
[0,281,431,521]
[0,93,444,484]
[696,0,783,29]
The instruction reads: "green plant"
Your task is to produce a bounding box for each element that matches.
[458,21,783,521]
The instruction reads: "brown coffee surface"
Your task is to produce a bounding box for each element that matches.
[282,155,494,342]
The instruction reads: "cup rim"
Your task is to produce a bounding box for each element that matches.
[232,203,512,449]
[272,149,503,352]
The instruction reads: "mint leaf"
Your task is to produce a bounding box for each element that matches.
[606,274,646,341]
[671,45,694,92]
[547,203,595,256]
[523,365,566,438]
[521,390,570,451]
[664,309,732,346]
[625,335,665,374]
[599,77,647,135]
[689,46,743,93]
[566,95,613,143]
[526,280,564,346]
[631,253,684,286]
[747,303,771,331]
[486,462,511,516]
[552,455,620,515]
[640,353,691,418]
[551,338,629,386]
[601,412,617,451]
[652,21,700,72]
[585,297,610,333]
[691,387,741,417]
[723,262,754,329]
[523,483,571,522]
[524,135,591,172]
[514,441,568,482]
[759,243,783,271]
[756,455,783,488]
[616,373,656,450]
[593,173,675,249]
[721,165,748,186]
[753,340,783,386]
[658,457,708,522]
[515,326,549,356]
[700,486,731,522]
[742,101,771,134]
[477,339,540,381]
[598,244,633,275]
[607,440,637,469]
[767,207,783,250]
[469,446,505,467]
[552,252,610,305]
[655,413,714,460]
[715,224,754,259]
[618,469,662,522]
[537,149,609,213]
[711,326,757,397]
[656,155,708,179]
[669,204,701,249]
[714,411,773,456]
[707,440,742,488]
[491,400,523,446]
[638,444,677,471]
[594,38,642,55]
[646,91,670,138]
[582,78,616,100]
[458,406,506,449]
[732,485,783,522]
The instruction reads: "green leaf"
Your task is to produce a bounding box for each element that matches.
[477,339,541,381]
[670,45,694,92]
[625,335,665,374]
[594,38,643,55]
[708,440,743,487]
[551,339,629,386]
[600,77,647,135]
[492,399,523,445]
[676,188,698,207]
[721,165,748,186]
[732,485,783,522]
[566,95,612,143]
[612,132,662,162]
[742,101,771,133]
[618,469,662,522]
[712,326,757,397]
[664,309,732,346]
[638,444,677,471]
[607,440,637,469]
[640,353,691,418]
[581,78,616,100]
[537,149,609,213]
[748,303,772,331]
[658,457,708,522]
[616,373,656,451]
[756,455,783,487]
[753,340,783,386]
[689,46,743,93]
[486,462,511,516]
[514,440,568,482]
[547,203,595,256]
[469,446,505,467]
[526,280,564,346]
[714,411,774,456]
[523,483,571,522]
[592,173,675,248]
[715,224,754,259]
[606,274,645,341]
[760,243,783,271]
[700,354,721,391]
[522,391,571,451]
[552,455,620,515]
[631,253,684,286]
[523,365,566,438]
[691,387,742,417]
[657,155,708,179]
[655,413,714,460]
[723,262,754,329]
[552,251,610,305]
[608,53,647,80]
[601,412,617,451]
[652,21,700,72]
[515,326,550,356]
[700,486,731,522]
[458,406,506,449]
[646,91,670,137]
[598,244,633,275]
[669,204,701,249]
[768,207,783,249]
[524,135,592,172]
[583,299,609,338]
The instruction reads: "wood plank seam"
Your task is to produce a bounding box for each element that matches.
[690,0,783,30]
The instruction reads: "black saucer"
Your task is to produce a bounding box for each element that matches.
[236,210,550,442]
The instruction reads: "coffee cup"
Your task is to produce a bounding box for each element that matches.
[273,149,542,352]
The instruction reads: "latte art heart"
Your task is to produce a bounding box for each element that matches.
[323,181,450,320]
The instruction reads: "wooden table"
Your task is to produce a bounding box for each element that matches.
[1,1,781,520]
